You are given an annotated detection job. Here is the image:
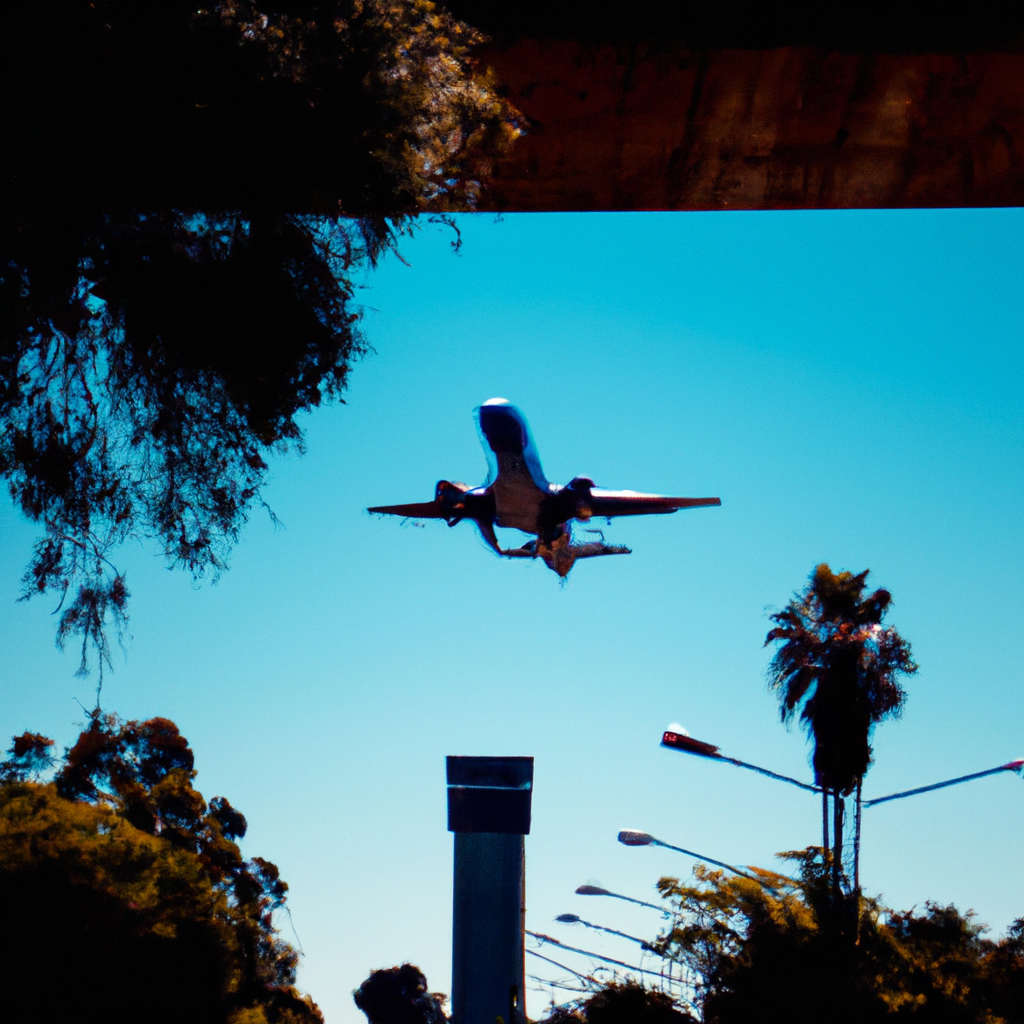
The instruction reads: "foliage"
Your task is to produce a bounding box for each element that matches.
[765,564,918,795]
[539,981,697,1024]
[0,714,320,1024]
[350,968,697,1024]
[1,0,521,677]
[0,730,57,780]
[353,964,448,1024]
[654,851,1024,1024]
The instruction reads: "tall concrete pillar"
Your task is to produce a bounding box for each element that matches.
[447,756,533,1024]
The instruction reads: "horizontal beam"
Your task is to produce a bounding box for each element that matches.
[479,42,1024,211]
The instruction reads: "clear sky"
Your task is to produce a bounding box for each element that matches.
[1,210,1022,1023]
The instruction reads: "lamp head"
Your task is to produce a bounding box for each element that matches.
[555,914,580,923]
[575,885,611,896]
[661,729,721,758]
[618,829,655,846]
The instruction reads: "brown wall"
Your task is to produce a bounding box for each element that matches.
[480,41,1024,210]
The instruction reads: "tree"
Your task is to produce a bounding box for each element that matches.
[540,982,697,1024]
[0,713,321,1024]
[353,964,448,1024]
[1,0,521,679]
[351,968,696,1024]
[655,852,1024,1024]
[765,564,917,893]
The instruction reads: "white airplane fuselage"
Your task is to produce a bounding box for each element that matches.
[488,450,554,534]
[368,398,720,577]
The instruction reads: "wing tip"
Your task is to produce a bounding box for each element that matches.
[674,497,721,508]
[367,500,445,518]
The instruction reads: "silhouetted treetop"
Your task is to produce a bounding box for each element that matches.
[765,564,917,795]
[0,712,318,1023]
[3,0,518,216]
[353,964,448,1024]
[1,1,521,677]
[540,982,696,1024]
[655,852,1024,1023]
[0,732,57,781]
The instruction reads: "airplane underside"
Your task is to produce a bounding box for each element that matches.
[367,398,719,578]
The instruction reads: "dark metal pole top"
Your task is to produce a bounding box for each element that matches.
[447,756,534,834]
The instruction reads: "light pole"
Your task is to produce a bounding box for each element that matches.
[526,948,595,993]
[554,913,655,950]
[660,725,868,893]
[574,884,666,914]
[527,916,672,1000]
[618,828,756,881]
[864,760,1024,808]
[663,724,1024,895]
[527,931,669,982]
[660,726,832,856]
[661,727,820,794]
[617,829,792,891]
[528,931,692,1005]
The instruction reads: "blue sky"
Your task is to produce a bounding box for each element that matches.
[1,210,1022,1022]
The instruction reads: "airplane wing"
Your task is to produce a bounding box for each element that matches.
[367,496,510,563]
[587,490,721,518]
[367,500,447,518]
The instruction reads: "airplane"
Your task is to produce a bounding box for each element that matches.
[368,399,721,578]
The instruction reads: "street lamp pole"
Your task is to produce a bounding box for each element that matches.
[574,884,666,914]
[554,914,655,950]
[527,931,670,982]
[660,727,828,850]
[661,729,820,794]
[863,760,1024,808]
[618,828,755,882]
[617,829,793,891]
[660,724,1023,902]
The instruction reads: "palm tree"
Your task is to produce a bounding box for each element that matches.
[765,564,917,895]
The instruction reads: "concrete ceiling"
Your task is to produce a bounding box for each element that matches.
[449,3,1024,210]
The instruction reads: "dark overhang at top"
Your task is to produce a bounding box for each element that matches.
[4,1,1020,216]
[449,0,1024,211]
[445,0,1024,52]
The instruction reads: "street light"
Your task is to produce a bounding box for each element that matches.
[574,884,666,914]
[661,726,820,794]
[527,931,669,982]
[864,759,1024,808]
[528,931,696,1011]
[661,725,835,871]
[617,829,769,886]
[614,827,770,884]
[526,948,595,987]
[555,913,655,950]
[660,724,1024,897]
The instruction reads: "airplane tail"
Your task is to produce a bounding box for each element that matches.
[474,398,549,489]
